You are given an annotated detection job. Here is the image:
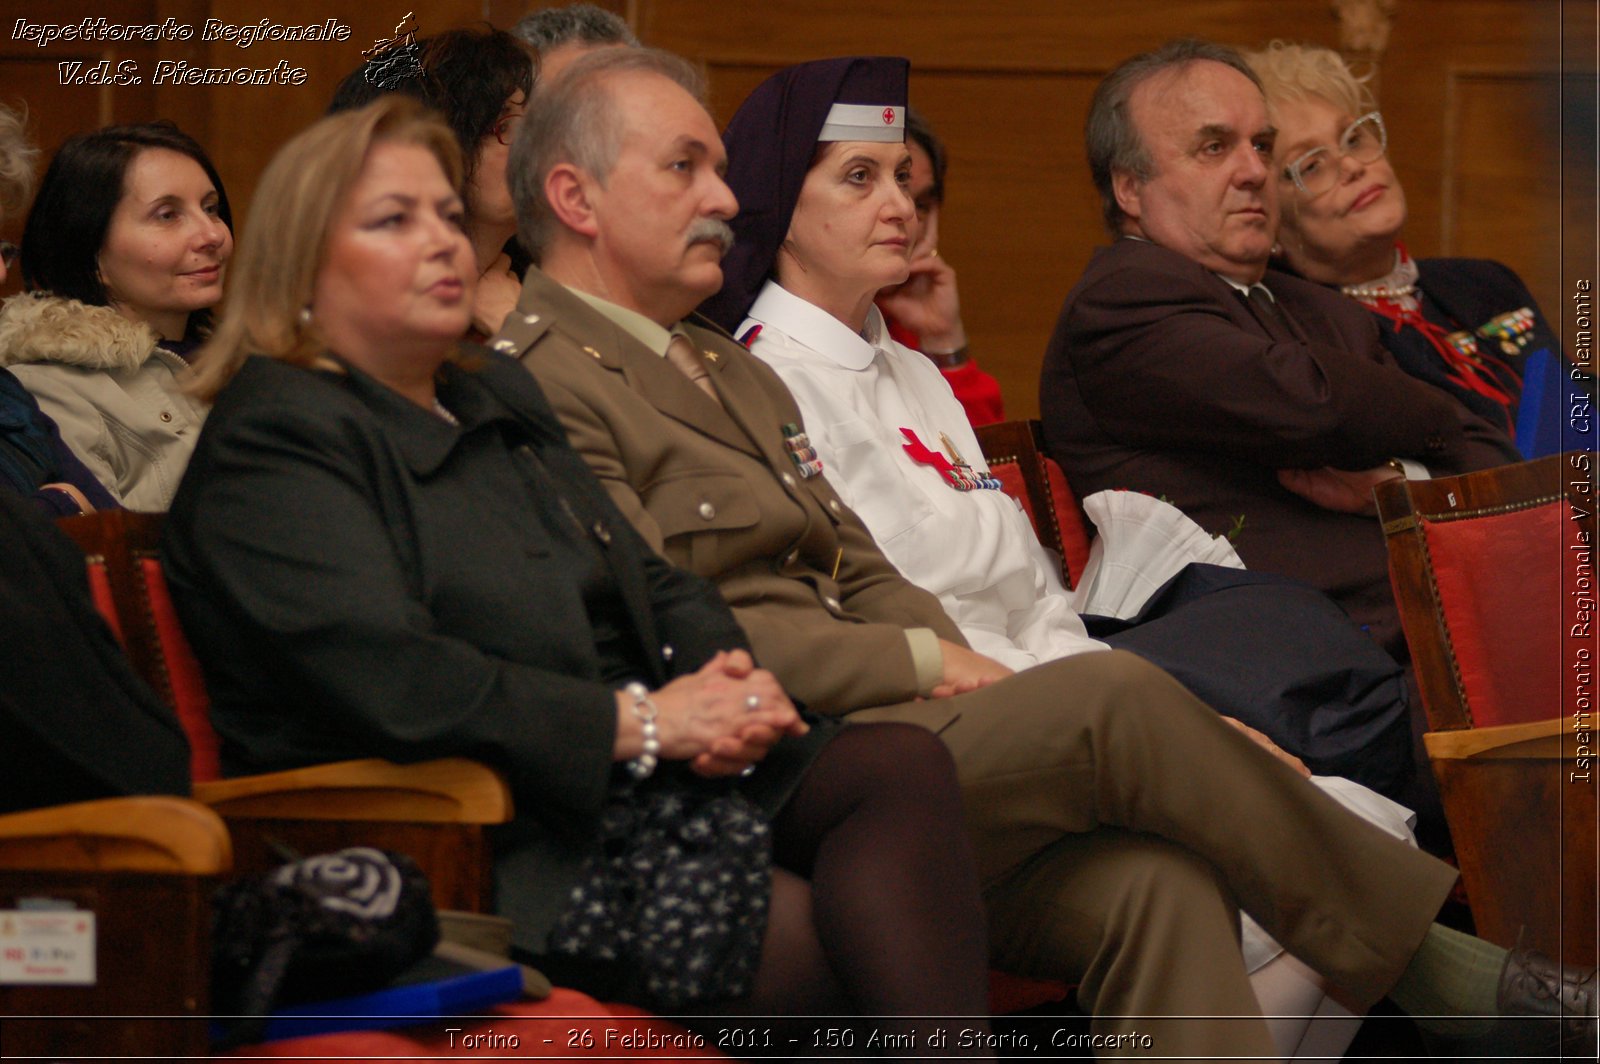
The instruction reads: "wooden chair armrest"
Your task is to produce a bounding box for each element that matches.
[193,757,512,824]
[0,796,230,875]
[1424,717,1578,761]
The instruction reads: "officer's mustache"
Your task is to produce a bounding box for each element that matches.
[687,219,735,257]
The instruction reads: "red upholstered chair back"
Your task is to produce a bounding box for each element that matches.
[1376,453,1597,731]
[974,419,1093,588]
[1376,454,1598,964]
[82,556,124,647]
[1420,500,1582,728]
[58,511,222,782]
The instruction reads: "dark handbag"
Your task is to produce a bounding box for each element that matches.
[548,778,772,1009]
[210,847,440,1047]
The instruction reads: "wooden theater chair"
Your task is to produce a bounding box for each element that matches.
[974,419,1093,588]
[1375,452,1598,965]
[44,510,738,1058]
[49,510,1073,1042]
[0,796,229,1056]
[2,511,513,1057]
[57,511,511,910]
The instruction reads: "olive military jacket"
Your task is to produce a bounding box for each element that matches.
[494,268,966,718]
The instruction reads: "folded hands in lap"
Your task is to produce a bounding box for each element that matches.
[930,638,1013,699]
[648,650,809,778]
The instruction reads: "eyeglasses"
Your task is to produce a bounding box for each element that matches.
[0,241,17,269]
[1282,111,1387,197]
[491,110,524,147]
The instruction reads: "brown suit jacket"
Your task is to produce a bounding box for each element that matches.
[1040,238,1520,658]
[493,268,966,718]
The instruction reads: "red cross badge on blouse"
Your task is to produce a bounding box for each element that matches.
[882,107,897,125]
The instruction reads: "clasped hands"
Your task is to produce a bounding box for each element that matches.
[619,650,808,779]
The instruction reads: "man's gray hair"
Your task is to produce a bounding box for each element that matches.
[1086,37,1263,234]
[508,47,704,260]
[512,3,639,52]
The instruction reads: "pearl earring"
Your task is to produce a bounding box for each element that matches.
[298,306,312,327]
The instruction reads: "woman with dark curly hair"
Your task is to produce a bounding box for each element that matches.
[330,25,535,339]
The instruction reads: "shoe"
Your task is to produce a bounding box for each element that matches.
[1496,937,1597,1055]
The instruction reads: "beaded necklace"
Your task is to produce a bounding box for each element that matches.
[1341,244,1517,418]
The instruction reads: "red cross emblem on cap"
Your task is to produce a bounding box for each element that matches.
[882,107,896,125]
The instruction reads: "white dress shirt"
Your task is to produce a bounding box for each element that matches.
[742,281,1109,670]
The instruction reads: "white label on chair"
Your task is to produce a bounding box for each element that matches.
[0,910,95,984]
[1447,491,1458,506]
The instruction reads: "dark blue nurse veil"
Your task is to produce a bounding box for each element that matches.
[700,57,909,331]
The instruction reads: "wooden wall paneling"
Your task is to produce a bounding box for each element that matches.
[196,0,489,222]
[644,0,1335,73]
[1443,70,1573,331]
[1375,0,1571,342]
[2,0,171,297]
[1,1,491,294]
[904,69,1105,421]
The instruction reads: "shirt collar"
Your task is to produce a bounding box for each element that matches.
[745,281,880,371]
[1120,234,1275,302]
[1215,273,1276,302]
[565,286,681,356]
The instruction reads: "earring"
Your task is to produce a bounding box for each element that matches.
[298,306,313,327]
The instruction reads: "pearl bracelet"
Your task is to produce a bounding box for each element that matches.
[623,681,660,781]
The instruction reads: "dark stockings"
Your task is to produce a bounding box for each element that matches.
[715,722,995,1058]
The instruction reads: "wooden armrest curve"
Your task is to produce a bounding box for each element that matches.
[194,757,512,824]
[0,796,230,874]
[1424,717,1579,761]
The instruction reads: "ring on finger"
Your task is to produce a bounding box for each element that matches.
[744,694,760,712]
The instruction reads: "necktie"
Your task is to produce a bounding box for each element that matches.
[665,334,721,405]
[1240,285,1297,344]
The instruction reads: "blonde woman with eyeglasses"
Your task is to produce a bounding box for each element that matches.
[1246,41,1580,456]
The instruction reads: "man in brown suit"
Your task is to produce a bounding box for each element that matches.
[491,46,1583,1058]
[1038,38,1519,665]
[1035,37,1521,857]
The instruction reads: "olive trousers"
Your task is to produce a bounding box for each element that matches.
[856,650,1456,1060]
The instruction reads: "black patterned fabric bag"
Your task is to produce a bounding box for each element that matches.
[210,847,440,1047]
[548,780,772,1009]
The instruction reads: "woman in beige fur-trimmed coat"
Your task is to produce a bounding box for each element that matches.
[2,121,231,510]
[0,294,208,510]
